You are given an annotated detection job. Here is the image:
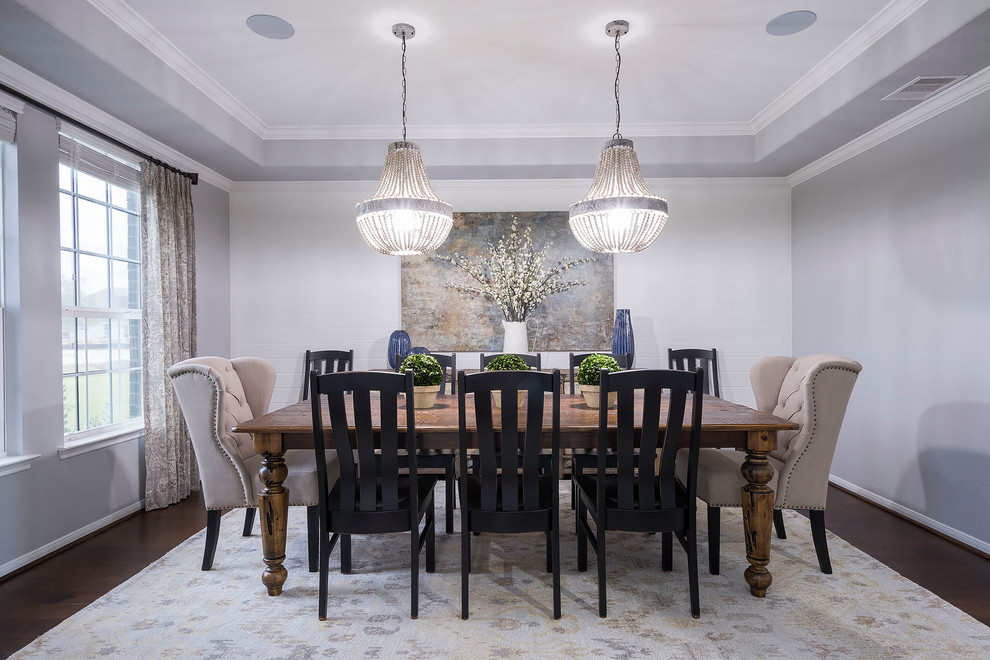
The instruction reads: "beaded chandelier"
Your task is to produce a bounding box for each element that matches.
[356,24,452,256]
[569,20,668,254]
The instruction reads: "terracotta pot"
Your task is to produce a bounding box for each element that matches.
[580,384,616,409]
[411,384,440,409]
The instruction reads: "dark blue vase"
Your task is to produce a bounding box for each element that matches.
[410,346,431,355]
[387,330,411,369]
[611,309,635,367]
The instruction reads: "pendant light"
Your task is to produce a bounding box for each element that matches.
[569,20,669,254]
[356,23,453,256]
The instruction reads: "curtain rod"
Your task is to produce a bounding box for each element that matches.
[0,82,199,185]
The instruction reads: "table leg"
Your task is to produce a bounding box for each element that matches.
[257,435,289,596]
[741,430,776,597]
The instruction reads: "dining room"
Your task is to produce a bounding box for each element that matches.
[1,1,989,657]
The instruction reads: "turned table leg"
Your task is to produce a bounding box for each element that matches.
[257,434,289,596]
[741,429,776,597]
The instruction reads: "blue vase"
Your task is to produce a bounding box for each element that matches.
[410,346,431,355]
[611,309,635,367]
[387,330,411,369]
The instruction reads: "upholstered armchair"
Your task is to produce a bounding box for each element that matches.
[677,354,861,574]
[168,356,340,571]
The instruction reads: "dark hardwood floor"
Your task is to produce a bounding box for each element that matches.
[1,485,988,657]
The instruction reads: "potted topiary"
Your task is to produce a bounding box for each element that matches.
[577,354,622,408]
[483,353,530,407]
[399,354,444,409]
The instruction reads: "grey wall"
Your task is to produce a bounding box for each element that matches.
[792,89,990,551]
[0,105,232,574]
[192,181,230,357]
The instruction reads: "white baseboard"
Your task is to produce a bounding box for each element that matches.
[829,475,990,556]
[0,500,146,578]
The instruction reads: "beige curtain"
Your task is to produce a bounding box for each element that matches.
[141,162,198,510]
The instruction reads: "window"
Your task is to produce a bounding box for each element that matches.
[59,132,142,442]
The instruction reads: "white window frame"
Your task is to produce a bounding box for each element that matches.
[58,129,143,449]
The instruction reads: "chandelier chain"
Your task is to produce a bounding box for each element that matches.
[613,31,622,140]
[400,34,408,141]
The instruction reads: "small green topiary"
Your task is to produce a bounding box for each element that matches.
[399,354,444,387]
[577,354,622,386]
[484,354,530,371]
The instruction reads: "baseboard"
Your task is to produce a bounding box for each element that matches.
[0,499,146,579]
[829,475,990,557]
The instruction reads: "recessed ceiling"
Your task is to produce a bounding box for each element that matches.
[0,0,988,183]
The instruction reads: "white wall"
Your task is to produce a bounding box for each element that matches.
[230,179,792,410]
[0,105,232,575]
[792,89,990,552]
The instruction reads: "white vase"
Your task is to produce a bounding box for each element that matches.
[502,320,529,353]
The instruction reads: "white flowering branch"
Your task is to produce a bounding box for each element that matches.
[435,218,595,322]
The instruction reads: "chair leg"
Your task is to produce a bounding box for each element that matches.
[307,505,319,572]
[461,519,471,620]
[687,527,700,619]
[318,524,330,621]
[707,506,721,575]
[552,517,561,620]
[341,534,352,574]
[809,510,832,574]
[661,532,673,572]
[242,508,256,536]
[410,516,419,619]
[426,496,436,573]
[596,522,607,618]
[576,495,587,572]
[202,509,221,571]
[773,509,787,539]
[445,458,456,534]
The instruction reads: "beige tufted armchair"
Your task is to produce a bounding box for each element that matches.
[168,356,340,571]
[677,354,861,575]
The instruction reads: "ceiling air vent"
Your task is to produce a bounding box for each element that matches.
[882,75,967,102]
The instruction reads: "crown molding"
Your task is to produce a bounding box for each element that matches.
[0,54,233,192]
[230,177,789,194]
[264,121,754,141]
[86,0,268,139]
[787,65,990,186]
[751,0,928,133]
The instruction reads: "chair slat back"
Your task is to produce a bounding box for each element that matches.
[597,368,704,511]
[310,370,415,514]
[569,352,631,394]
[302,349,354,400]
[479,353,543,371]
[459,369,560,512]
[668,348,720,397]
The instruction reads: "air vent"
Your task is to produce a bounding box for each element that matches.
[882,75,967,102]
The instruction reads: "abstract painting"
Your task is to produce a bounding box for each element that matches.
[401,211,613,352]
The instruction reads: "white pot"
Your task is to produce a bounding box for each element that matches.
[411,384,440,409]
[492,390,527,408]
[502,320,529,353]
[580,384,616,409]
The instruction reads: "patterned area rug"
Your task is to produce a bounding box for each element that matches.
[13,482,990,659]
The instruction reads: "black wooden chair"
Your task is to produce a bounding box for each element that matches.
[574,367,705,618]
[457,368,562,620]
[668,348,720,397]
[480,353,542,370]
[568,352,633,508]
[568,352,631,394]
[393,352,458,534]
[309,369,437,620]
[302,349,354,400]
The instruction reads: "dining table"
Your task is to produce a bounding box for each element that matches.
[234,392,798,600]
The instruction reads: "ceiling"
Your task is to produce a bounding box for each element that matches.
[1,0,989,184]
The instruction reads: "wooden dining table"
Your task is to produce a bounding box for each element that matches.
[234,392,798,600]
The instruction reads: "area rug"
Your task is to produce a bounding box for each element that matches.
[12,482,990,659]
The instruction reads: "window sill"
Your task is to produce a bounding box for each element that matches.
[59,424,144,459]
[0,454,42,478]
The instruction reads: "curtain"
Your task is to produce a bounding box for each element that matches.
[141,162,198,510]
